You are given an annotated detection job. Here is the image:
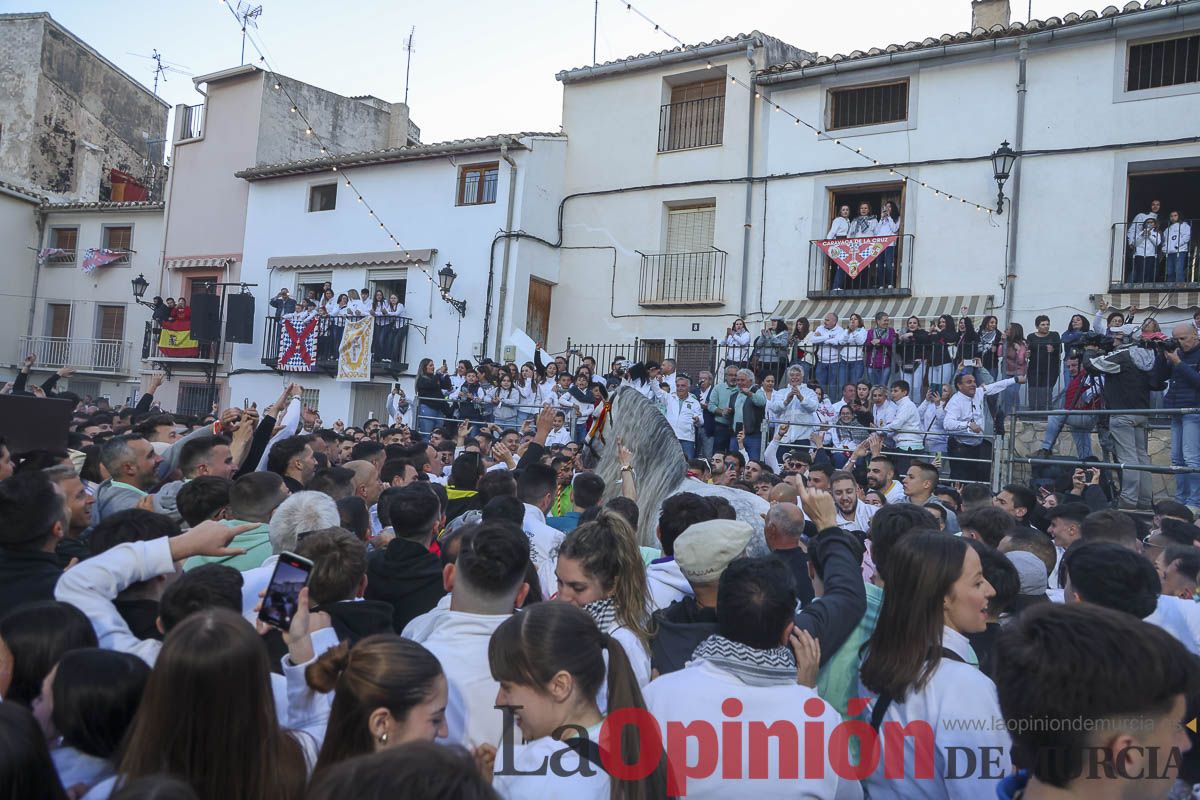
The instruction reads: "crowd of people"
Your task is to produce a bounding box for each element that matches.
[1,307,1200,800]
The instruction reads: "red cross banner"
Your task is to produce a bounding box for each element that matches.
[815,235,898,278]
[278,318,319,372]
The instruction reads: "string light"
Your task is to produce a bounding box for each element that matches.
[612,0,997,214]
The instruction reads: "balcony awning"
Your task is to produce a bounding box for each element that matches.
[267,249,435,270]
[770,294,995,322]
[165,256,237,270]
[1099,289,1200,312]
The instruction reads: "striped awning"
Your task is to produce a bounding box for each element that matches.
[771,294,995,323]
[165,256,237,270]
[1100,290,1200,312]
[267,249,435,270]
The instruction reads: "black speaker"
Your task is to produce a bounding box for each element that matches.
[190,293,221,341]
[225,293,256,344]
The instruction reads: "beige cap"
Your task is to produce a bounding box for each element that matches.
[673,519,754,583]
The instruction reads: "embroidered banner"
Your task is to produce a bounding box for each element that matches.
[278,317,319,372]
[158,318,199,357]
[337,316,373,381]
[814,235,897,278]
[81,248,126,275]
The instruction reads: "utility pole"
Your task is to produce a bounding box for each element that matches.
[404,26,416,105]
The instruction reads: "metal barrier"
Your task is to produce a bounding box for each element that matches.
[413,396,582,440]
[1108,219,1199,289]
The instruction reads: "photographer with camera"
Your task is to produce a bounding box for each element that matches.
[1080,330,1159,510]
[1154,323,1200,512]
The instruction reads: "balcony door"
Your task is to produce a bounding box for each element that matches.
[93,304,126,372]
[662,205,716,304]
[823,181,907,292]
[526,278,552,346]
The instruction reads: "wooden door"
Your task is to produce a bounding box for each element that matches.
[526,278,552,346]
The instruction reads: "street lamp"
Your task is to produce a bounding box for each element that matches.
[991,140,1018,215]
[437,263,467,317]
[130,273,157,308]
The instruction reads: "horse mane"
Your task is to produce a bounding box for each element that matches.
[594,386,687,546]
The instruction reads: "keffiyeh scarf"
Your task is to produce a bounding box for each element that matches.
[690,634,797,687]
[583,598,620,635]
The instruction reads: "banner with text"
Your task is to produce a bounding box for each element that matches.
[815,235,897,278]
[337,316,373,381]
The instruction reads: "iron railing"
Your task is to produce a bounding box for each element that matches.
[1108,220,1198,290]
[637,248,727,306]
[560,338,722,385]
[18,335,130,374]
[658,95,725,152]
[261,314,413,375]
[141,321,228,363]
[45,249,76,265]
[181,103,204,140]
[807,233,914,298]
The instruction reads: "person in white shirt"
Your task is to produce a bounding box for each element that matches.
[883,379,924,472]
[643,558,858,799]
[1127,199,1160,283]
[875,200,901,288]
[866,453,907,504]
[869,384,898,448]
[828,204,852,292]
[1163,209,1192,283]
[858,531,1010,799]
[1129,215,1162,284]
[654,373,704,459]
[831,470,879,533]
[723,318,753,366]
[918,384,950,458]
[775,364,820,449]
[481,601,669,800]
[403,522,531,749]
[840,313,868,388]
[517,464,567,599]
[543,410,572,448]
[943,371,1022,484]
[809,313,847,397]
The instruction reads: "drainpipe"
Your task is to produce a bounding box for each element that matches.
[27,208,47,339]
[1002,40,1028,328]
[494,140,519,361]
[738,44,756,319]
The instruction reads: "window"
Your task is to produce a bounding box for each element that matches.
[66,378,100,401]
[178,383,213,418]
[102,226,132,264]
[828,80,909,130]
[666,205,716,253]
[641,204,724,306]
[457,163,499,206]
[308,183,338,212]
[1127,34,1200,92]
[95,304,125,341]
[48,227,77,264]
[300,388,320,413]
[45,303,71,338]
[659,78,725,152]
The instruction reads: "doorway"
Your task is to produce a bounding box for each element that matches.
[526,278,553,345]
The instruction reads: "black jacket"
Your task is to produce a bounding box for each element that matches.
[794,528,867,667]
[263,597,395,673]
[0,549,63,619]
[771,546,815,607]
[364,538,447,633]
[651,597,718,676]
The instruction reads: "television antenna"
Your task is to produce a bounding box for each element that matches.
[404,26,416,105]
[127,50,193,95]
[235,2,264,65]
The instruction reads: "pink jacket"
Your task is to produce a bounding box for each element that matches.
[865,328,896,370]
[1005,342,1028,378]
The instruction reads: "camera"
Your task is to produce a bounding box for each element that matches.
[1137,333,1180,354]
[1079,331,1116,353]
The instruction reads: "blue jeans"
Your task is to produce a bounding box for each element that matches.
[1040,412,1096,459]
[1171,413,1200,508]
[900,363,926,398]
[696,426,714,460]
[417,403,440,436]
[878,245,896,287]
[679,439,696,460]
[840,360,864,388]
[865,366,890,388]
[1000,381,1023,414]
[927,363,954,392]
[1132,255,1157,283]
[1166,252,1189,283]
[728,431,762,462]
[815,361,839,396]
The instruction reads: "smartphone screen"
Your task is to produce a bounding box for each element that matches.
[258,552,313,631]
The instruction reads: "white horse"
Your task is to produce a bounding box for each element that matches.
[587,386,770,555]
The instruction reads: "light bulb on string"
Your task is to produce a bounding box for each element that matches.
[289,105,297,113]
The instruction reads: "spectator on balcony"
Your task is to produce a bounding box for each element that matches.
[752,318,790,383]
[320,288,335,314]
[169,297,190,324]
[848,202,879,290]
[1163,210,1192,284]
[976,315,1003,384]
[876,200,900,289]
[269,288,296,319]
[954,315,980,383]
[1126,199,1160,282]
[1129,216,1162,284]
[864,311,896,386]
[827,204,852,291]
[1025,315,1062,411]
[840,312,867,387]
[896,315,930,398]
[378,293,406,362]
[722,318,752,368]
[809,313,846,396]
[789,316,812,369]
[1001,322,1028,414]
[344,289,369,317]
[926,314,956,392]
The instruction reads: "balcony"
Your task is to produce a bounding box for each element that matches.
[658,95,724,152]
[260,315,415,377]
[18,336,130,375]
[180,103,204,141]
[44,249,76,265]
[807,234,914,300]
[638,248,727,307]
[141,321,229,371]
[1108,220,1198,291]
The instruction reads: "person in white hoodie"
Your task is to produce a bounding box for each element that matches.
[809,313,847,397]
[516,464,566,599]
[645,492,720,611]
[1163,209,1192,284]
[875,200,901,288]
[883,379,924,473]
[403,521,531,749]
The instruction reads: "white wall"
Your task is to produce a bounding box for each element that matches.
[0,191,40,362]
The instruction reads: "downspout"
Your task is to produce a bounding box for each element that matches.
[27,208,47,339]
[738,44,757,318]
[1001,40,1028,327]
[494,141,519,361]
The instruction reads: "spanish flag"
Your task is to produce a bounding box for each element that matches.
[158,318,199,357]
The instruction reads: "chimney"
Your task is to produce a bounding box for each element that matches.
[387,102,412,149]
[971,0,1011,30]
[75,140,105,202]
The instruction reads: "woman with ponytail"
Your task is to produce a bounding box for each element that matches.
[554,510,653,687]
[483,602,668,800]
[278,591,448,775]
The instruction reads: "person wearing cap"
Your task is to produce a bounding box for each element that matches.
[0,472,69,617]
[649,518,753,675]
[643,556,855,799]
[1004,550,1050,615]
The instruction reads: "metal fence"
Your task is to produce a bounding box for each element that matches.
[181,103,204,140]
[1108,219,1198,289]
[18,335,129,374]
[638,248,727,306]
[658,95,724,152]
